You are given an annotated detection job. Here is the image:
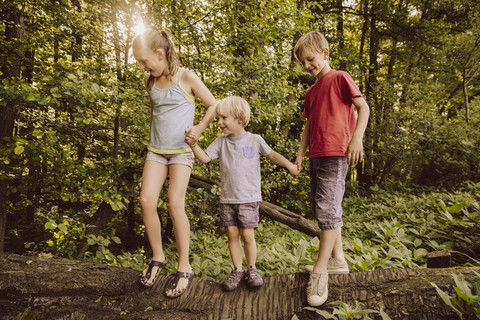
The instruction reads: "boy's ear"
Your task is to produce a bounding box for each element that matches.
[323,48,329,59]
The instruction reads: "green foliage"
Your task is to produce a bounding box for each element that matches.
[431,270,480,320]
[1,0,480,297]
[304,301,391,320]
[342,183,480,270]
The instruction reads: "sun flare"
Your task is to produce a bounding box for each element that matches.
[133,20,146,36]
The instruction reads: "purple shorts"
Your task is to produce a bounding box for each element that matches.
[309,156,348,230]
[220,202,260,229]
[145,151,194,169]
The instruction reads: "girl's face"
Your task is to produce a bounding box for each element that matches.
[133,46,167,78]
[298,47,329,78]
[217,113,245,137]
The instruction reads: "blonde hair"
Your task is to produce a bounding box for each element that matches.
[132,29,180,83]
[294,31,329,61]
[216,96,251,127]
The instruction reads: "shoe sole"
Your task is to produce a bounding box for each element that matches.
[307,283,328,306]
[304,265,349,274]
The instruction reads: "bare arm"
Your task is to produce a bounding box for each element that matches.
[346,96,370,166]
[142,75,154,126]
[267,150,300,177]
[190,144,212,164]
[295,119,309,173]
[182,70,217,145]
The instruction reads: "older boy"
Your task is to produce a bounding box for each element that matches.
[294,31,370,306]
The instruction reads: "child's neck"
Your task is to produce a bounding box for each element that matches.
[316,64,331,79]
[230,128,247,137]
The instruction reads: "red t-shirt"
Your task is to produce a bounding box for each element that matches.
[303,69,363,158]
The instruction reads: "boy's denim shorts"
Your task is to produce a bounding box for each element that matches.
[219,202,260,229]
[145,151,194,169]
[310,156,348,230]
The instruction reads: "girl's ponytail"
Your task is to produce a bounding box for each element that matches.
[133,29,180,81]
[159,30,179,79]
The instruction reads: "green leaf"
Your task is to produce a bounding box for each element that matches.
[58,224,68,233]
[472,280,480,296]
[45,221,57,230]
[111,236,121,244]
[447,203,464,214]
[379,308,392,320]
[14,145,24,155]
[431,281,463,316]
[32,129,44,138]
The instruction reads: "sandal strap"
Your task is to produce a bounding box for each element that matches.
[145,259,167,278]
[167,271,194,290]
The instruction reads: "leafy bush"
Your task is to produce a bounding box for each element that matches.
[431,270,480,320]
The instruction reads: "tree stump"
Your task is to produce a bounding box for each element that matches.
[0,253,478,320]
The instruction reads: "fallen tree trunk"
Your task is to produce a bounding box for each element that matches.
[1,253,478,320]
[189,174,321,238]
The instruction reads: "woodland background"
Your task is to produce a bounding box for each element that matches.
[0,0,479,294]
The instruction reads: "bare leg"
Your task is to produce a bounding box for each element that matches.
[331,228,346,263]
[312,228,340,274]
[240,228,256,269]
[139,161,168,284]
[165,164,192,296]
[227,226,244,271]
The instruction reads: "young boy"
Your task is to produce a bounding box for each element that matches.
[186,96,299,291]
[294,31,370,306]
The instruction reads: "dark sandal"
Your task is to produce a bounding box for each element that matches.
[165,271,194,298]
[139,259,167,287]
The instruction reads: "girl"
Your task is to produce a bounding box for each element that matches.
[132,29,216,298]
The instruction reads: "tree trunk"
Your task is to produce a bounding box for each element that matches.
[0,3,27,254]
[1,253,477,320]
[76,202,118,259]
[462,73,470,123]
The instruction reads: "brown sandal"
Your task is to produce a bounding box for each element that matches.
[139,259,167,287]
[165,271,194,298]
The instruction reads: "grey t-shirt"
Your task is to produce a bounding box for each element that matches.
[205,132,272,204]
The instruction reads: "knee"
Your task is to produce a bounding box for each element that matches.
[139,194,156,211]
[240,229,255,245]
[227,227,240,241]
[168,201,185,214]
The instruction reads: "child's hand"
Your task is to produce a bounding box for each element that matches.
[184,126,198,147]
[295,155,304,174]
[288,162,301,178]
[346,137,363,166]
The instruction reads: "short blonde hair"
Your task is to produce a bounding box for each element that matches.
[216,96,251,127]
[294,31,329,61]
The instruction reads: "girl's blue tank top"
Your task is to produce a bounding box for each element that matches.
[147,69,195,154]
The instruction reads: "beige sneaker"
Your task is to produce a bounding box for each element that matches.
[306,272,328,306]
[304,257,349,274]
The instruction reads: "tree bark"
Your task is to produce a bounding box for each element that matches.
[76,202,118,259]
[1,253,477,320]
[0,2,27,254]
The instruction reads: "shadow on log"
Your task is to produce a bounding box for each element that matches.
[1,253,478,320]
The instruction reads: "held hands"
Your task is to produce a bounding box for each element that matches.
[184,126,200,147]
[294,155,304,178]
[288,162,301,178]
